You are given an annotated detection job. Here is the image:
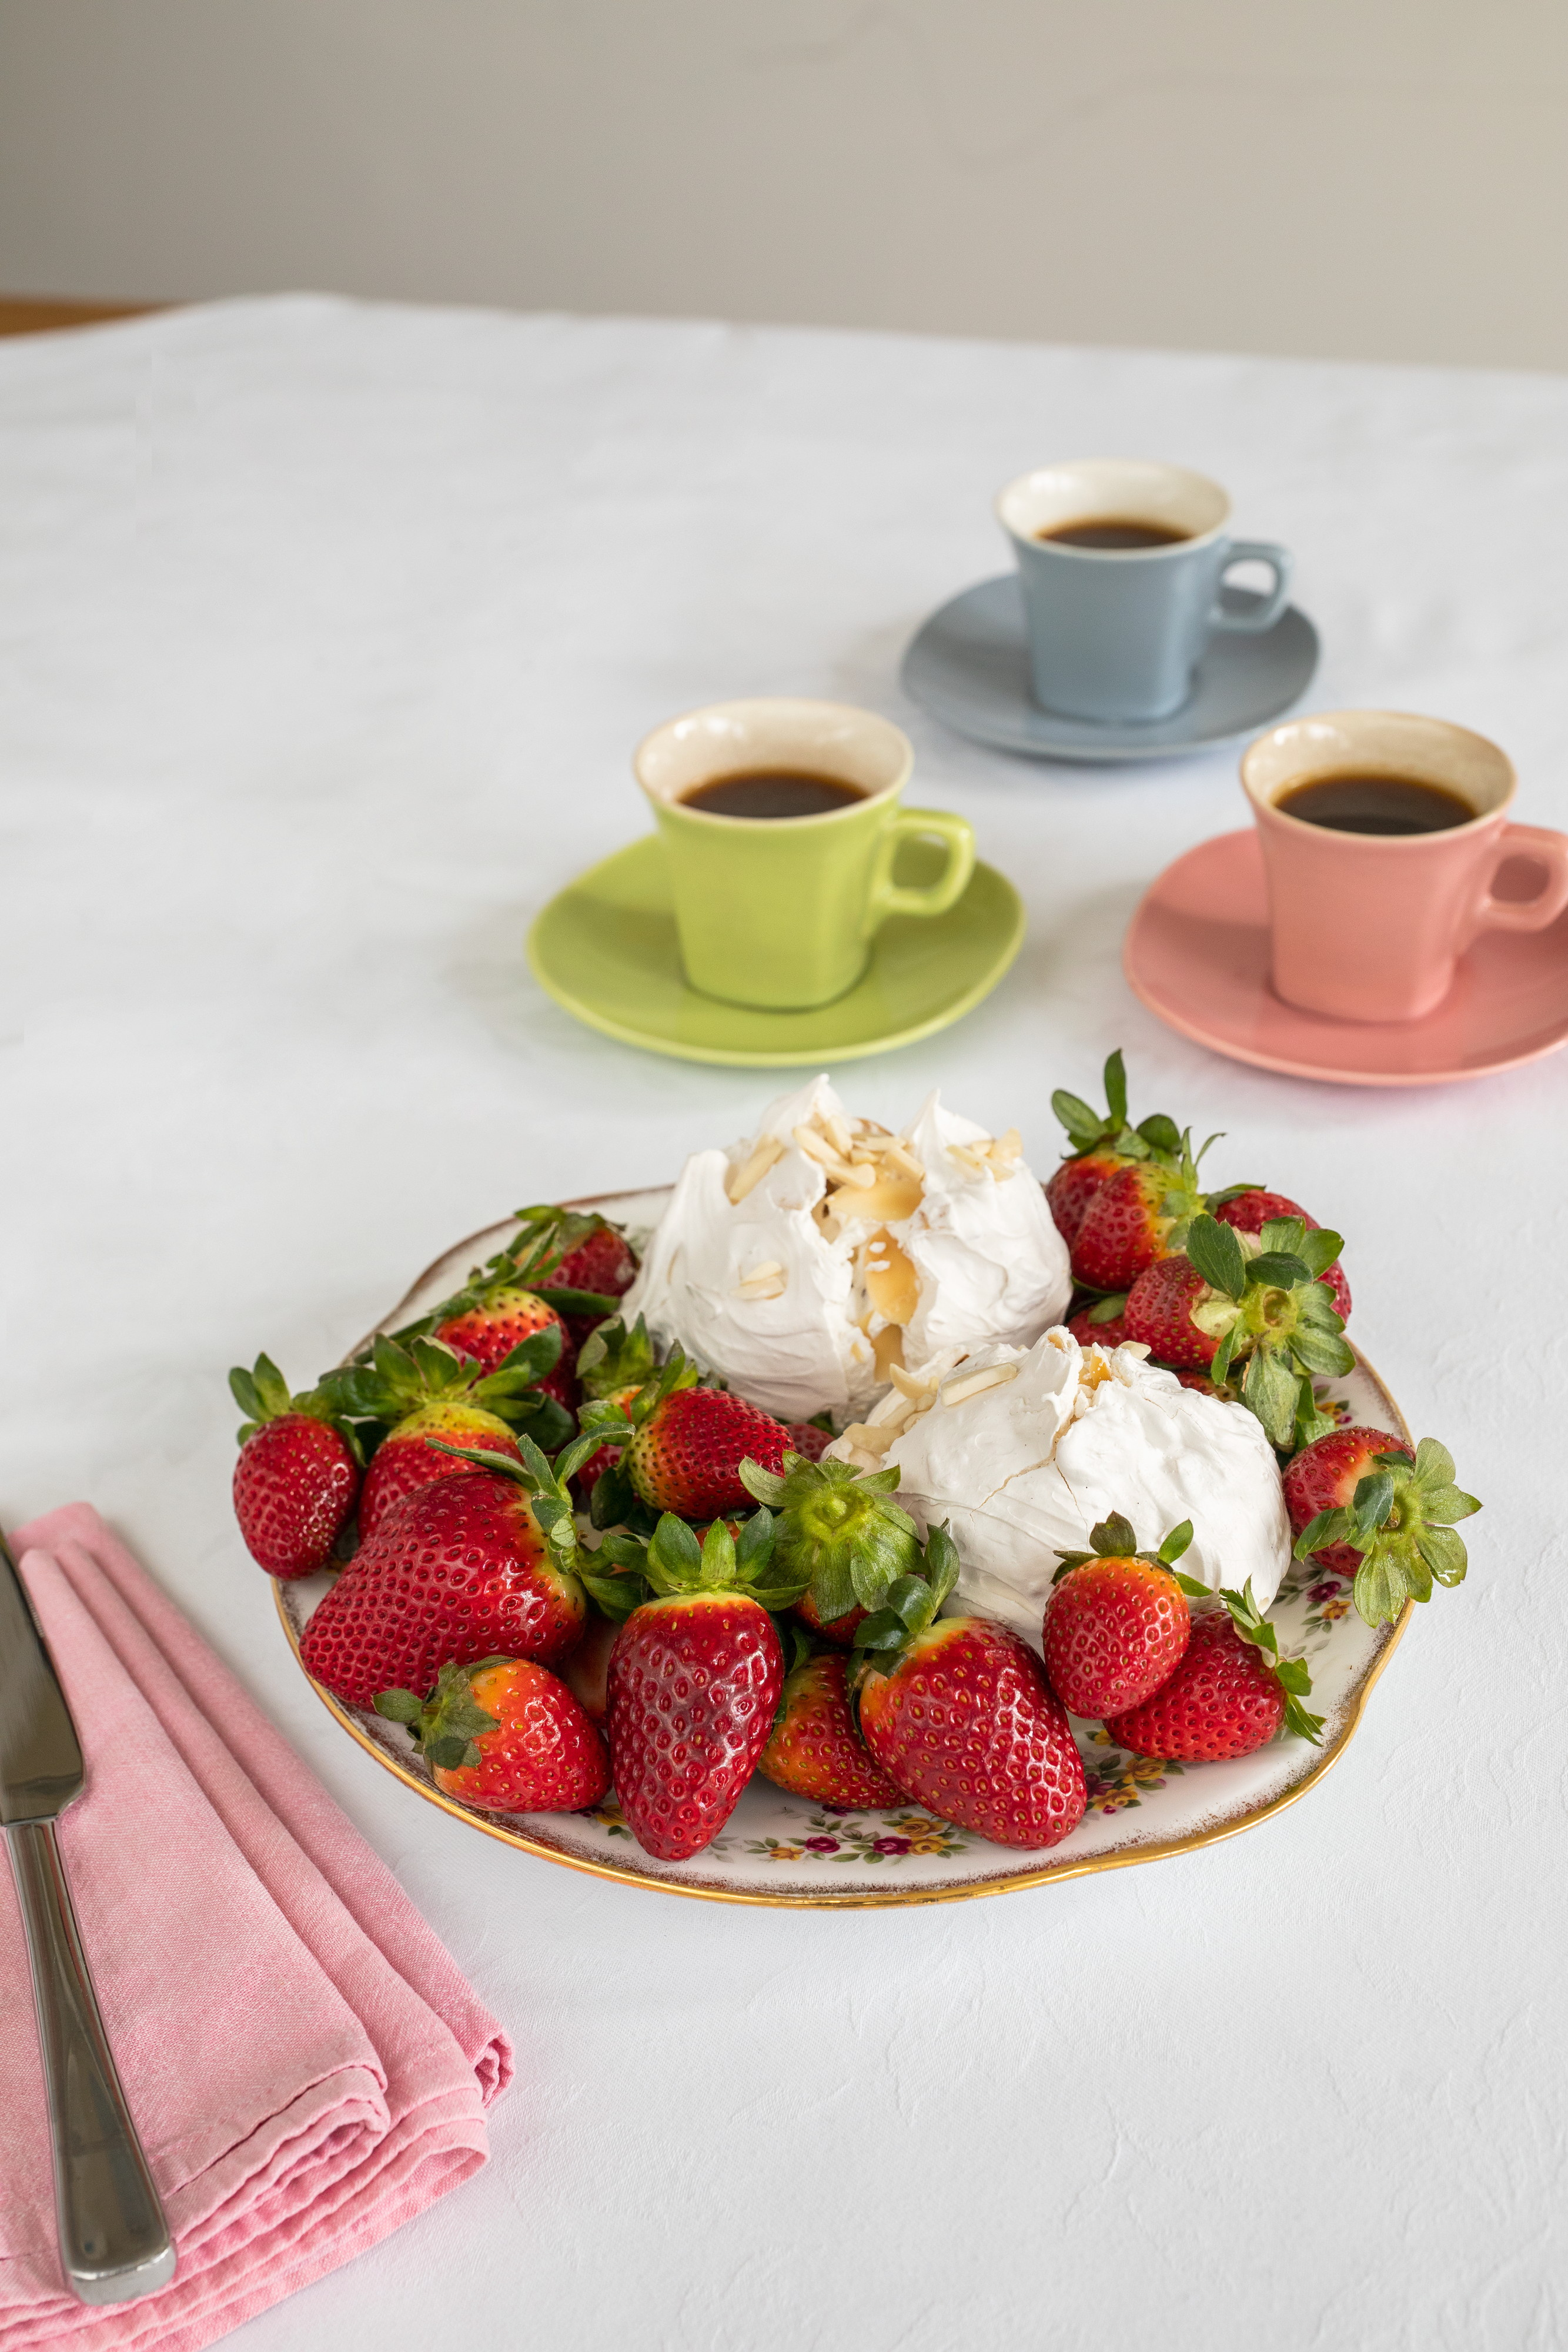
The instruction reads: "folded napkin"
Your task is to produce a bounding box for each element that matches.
[0,1504,512,2352]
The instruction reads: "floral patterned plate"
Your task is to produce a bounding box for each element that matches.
[275,1188,1412,1908]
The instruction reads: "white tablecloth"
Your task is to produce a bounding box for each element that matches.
[3,297,1563,2348]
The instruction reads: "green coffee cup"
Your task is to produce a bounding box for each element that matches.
[634,698,976,1010]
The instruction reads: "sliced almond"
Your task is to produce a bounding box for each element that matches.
[888,1362,936,1404]
[726,1134,784,1204]
[733,1258,787,1299]
[941,1361,1021,1408]
[884,1138,924,1178]
[844,1169,924,1222]
[839,1420,898,1457]
[792,1123,859,1184]
[823,1111,855,1157]
[861,1226,919,1326]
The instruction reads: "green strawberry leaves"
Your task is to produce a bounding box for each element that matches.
[426,1431,591,1578]
[229,1353,360,1453]
[1051,1048,1185,1165]
[850,1524,962,1682]
[575,1313,657,1401]
[741,1450,921,1623]
[319,1328,570,1449]
[1293,1436,1480,1627]
[1183,1212,1355,1449]
[578,1342,701,1447]
[1216,1581,1324,1744]
[373,1658,505,1772]
[617,1505,808,1612]
[1051,1513,1202,1589]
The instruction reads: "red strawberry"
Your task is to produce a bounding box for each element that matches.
[493,1205,639,1353]
[300,1449,587,1708]
[1171,1368,1226,1396]
[559,1611,619,1725]
[1070,1138,1212,1292]
[757,1652,903,1809]
[794,1586,867,1646]
[1048,1151,1132,1247]
[1047,1050,1186,1246]
[570,1316,657,1506]
[229,1354,360,1578]
[553,1222,638,1351]
[1285,1430,1477,1626]
[1042,1513,1199,1718]
[587,1352,792,1521]
[854,1529,1086,1849]
[1283,1425,1415,1575]
[606,1514,801,1859]
[1123,1255,1219,1368]
[1067,1302,1129,1349]
[786,1421,834,1464]
[376,1656,609,1813]
[1104,1584,1322,1760]
[437,1287,576,1408]
[1216,1190,1352,1322]
[359,1401,521,1542]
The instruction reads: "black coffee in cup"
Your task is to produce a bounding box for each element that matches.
[680,771,867,820]
[1277,774,1476,836]
[1035,520,1192,550]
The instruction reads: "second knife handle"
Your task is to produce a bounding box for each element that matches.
[5,1819,176,2306]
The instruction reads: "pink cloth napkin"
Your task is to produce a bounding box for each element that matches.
[0,1505,513,2352]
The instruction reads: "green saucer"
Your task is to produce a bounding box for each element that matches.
[527,835,1025,1067]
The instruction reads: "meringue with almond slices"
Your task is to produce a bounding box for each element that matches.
[621,1075,1072,1423]
[825,1326,1291,1639]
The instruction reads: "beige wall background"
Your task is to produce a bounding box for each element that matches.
[1,0,1564,370]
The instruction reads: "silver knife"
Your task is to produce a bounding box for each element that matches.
[0,1525,176,2305]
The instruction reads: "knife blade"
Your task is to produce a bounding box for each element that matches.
[1,1527,176,2304]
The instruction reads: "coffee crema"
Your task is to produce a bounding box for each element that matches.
[680,770,867,821]
[1035,518,1191,550]
[1276,773,1477,837]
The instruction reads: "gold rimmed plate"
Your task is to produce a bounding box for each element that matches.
[275,1188,1412,1907]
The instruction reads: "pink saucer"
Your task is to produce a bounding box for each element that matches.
[1124,829,1568,1087]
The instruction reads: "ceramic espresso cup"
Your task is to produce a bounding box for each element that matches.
[995,460,1292,724]
[634,699,975,1010]
[1241,710,1568,1023]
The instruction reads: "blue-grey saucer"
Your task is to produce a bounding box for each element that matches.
[901,574,1320,764]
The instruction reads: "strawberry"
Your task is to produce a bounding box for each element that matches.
[607,1511,803,1859]
[1047,1050,1185,1246]
[741,1449,921,1629]
[852,1529,1087,1849]
[1067,1301,1129,1349]
[1042,1514,1202,1718]
[757,1650,903,1809]
[322,1329,572,1542]
[1122,1256,1218,1369]
[1104,1583,1322,1760]
[375,1655,609,1812]
[359,1402,522,1542]
[559,1611,620,1725]
[1070,1127,1224,1292]
[1216,1189,1351,1322]
[1132,1211,1356,1450]
[1289,1432,1480,1627]
[229,1354,360,1578]
[436,1287,574,1406]
[581,1346,791,1521]
[299,1436,588,1708]
[480,1204,637,1352]
[785,1421,834,1464]
[794,1588,867,1646]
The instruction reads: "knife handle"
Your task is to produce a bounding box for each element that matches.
[5,1820,176,2305]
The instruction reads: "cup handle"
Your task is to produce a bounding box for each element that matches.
[1210,540,1293,635]
[865,809,976,934]
[1470,823,1568,938]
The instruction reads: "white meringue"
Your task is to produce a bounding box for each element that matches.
[621,1075,1072,1424]
[827,1327,1290,1639]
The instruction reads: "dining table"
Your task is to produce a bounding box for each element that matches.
[2,292,1564,2349]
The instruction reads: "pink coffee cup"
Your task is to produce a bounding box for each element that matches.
[1240,710,1568,1023]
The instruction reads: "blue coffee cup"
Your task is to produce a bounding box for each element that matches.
[995,459,1293,724]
